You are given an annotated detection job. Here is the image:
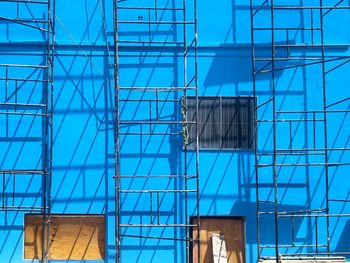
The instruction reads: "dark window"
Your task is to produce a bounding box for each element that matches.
[186,97,255,150]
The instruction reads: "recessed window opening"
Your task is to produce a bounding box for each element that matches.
[186,97,256,150]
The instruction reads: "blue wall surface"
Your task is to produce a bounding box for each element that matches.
[0,0,349,262]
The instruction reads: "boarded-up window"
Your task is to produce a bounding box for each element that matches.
[186,97,255,150]
[24,215,105,260]
[191,216,245,263]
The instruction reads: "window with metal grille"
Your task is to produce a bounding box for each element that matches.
[186,97,255,150]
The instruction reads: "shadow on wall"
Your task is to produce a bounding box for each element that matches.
[335,220,350,253]
[203,44,253,87]
[199,2,350,259]
[0,48,114,263]
[0,0,115,261]
[202,43,350,90]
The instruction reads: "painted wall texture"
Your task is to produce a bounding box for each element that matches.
[0,0,349,262]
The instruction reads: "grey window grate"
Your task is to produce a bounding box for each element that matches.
[186,97,255,150]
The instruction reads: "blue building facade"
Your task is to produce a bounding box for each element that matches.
[0,0,349,262]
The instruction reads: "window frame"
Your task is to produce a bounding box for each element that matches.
[185,96,256,151]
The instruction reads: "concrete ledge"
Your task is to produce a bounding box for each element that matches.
[259,257,346,263]
[260,261,346,263]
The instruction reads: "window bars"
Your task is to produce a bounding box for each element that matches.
[0,0,55,261]
[113,0,200,262]
[250,0,350,262]
[186,96,256,150]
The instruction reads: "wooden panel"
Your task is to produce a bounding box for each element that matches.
[24,215,105,260]
[192,217,245,263]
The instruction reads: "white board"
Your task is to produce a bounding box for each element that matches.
[211,233,228,263]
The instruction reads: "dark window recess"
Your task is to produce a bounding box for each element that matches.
[186,97,255,149]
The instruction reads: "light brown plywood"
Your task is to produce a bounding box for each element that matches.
[24,215,105,260]
[192,217,245,263]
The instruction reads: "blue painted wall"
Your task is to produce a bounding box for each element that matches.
[0,0,349,262]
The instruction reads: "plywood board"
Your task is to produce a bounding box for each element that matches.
[24,215,105,260]
[192,217,245,263]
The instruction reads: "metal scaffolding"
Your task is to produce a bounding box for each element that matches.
[0,0,55,261]
[113,0,200,262]
[250,0,350,262]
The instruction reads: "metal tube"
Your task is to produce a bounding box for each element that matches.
[271,2,279,261]
[113,0,121,262]
[319,0,331,254]
[182,0,189,261]
[249,0,261,259]
[194,0,201,261]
